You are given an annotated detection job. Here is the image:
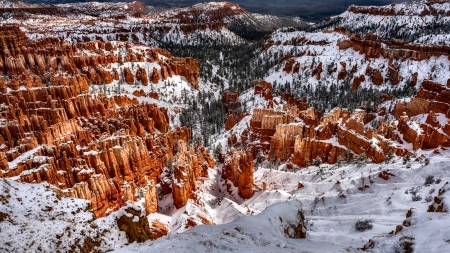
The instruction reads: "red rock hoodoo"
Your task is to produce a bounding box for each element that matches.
[0,27,212,218]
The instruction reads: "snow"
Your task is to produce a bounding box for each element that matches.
[408,120,423,135]
[436,113,449,127]
[413,113,449,128]
[147,212,171,227]
[317,136,348,150]
[7,147,40,169]
[78,168,95,175]
[263,30,450,94]
[1,1,450,252]
[312,1,450,43]
[114,200,345,253]
[104,141,450,252]
[3,4,244,47]
[0,179,128,252]
[0,0,34,8]
[82,150,99,156]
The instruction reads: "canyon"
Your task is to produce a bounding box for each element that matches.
[0,25,215,220]
[1,0,450,252]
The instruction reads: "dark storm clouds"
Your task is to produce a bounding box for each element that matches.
[23,0,413,22]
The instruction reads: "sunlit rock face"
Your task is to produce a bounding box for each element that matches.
[0,25,210,217]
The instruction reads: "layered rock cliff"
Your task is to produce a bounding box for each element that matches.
[337,31,450,62]
[223,149,255,199]
[311,0,450,42]
[172,140,215,208]
[226,78,450,169]
[0,26,200,92]
[0,26,211,219]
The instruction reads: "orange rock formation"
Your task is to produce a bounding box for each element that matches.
[223,149,255,199]
[0,27,210,217]
[227,78,450,169]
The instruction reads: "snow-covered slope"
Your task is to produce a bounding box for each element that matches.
[0,179,128,252]
[257,29,450,111]
[250,150,450,252]
[0,0,34,8]
[311,0,450,43]
[155,1,308,33]
[56,1,152,16]
[111,144,450,252]
[115,201,343,253]
[1,1,307,46]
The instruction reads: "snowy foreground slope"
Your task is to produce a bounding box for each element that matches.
[115,201,344,253]
[2,125,449,253]
[115,148,450,253]
[0,179,128,252]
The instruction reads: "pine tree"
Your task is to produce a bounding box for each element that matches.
[402,155,411,165]
[385,150,394,163]
[336,155,345,167]
[214,143,223,160]
[313,156,322,167]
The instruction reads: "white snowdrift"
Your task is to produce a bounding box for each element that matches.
[0,179,127,252]
[115,200,344,253]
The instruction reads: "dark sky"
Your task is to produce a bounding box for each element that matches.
[24,0,413,22]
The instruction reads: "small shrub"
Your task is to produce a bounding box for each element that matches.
[355,219,373,231]
[354,153,369,166]
[402,155,411,165]
[393,235,415,253]
[424,175,435,185]
[411,194,422,202]
[336,155,345,167]
[409,187,418,195]
[425,195,433,202]
[429,188,435,194]
[435,178,442,184]
[313,196,320,203]
[385,150,394,164]
[313,156,322,167]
